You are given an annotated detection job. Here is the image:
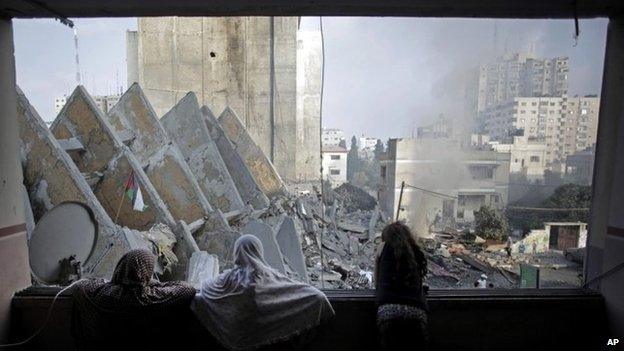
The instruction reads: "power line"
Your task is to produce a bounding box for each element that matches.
[403,183,457,199]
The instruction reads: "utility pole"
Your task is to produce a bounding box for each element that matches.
[396,181,405,221]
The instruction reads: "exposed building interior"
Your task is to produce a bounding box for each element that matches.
[1,1,624,350]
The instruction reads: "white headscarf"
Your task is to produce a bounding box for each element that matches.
[191,234,334,350]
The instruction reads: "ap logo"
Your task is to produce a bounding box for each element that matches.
[607,338,619,347]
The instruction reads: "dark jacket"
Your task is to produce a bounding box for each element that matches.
[375,243,427,311]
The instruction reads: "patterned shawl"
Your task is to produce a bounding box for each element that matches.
[191,235,335,351]
[72,249,196,343]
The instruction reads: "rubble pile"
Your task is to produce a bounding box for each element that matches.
[333,183,377,212]
[18,83,389,289]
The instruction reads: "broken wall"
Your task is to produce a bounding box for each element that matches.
[161,93,245,214]
[16,88,130,278]
[106,83,213,223]
[203,106,269,210]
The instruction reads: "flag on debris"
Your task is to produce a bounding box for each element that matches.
[124,171,147,212]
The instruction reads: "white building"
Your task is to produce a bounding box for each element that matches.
[321,145,348,186]
[358,137,377,150]
[484,95,599,170]
[379,138,510,236]
[491,136,548,181]
[322,128,345,147]
[54,93,121,115]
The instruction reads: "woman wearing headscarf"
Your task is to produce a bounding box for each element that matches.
[191,234,335,351]
[72,249,196,350]
[375,222,429,351]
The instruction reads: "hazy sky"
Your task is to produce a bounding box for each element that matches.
[14,17,608,140]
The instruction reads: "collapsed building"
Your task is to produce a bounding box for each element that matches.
[379,137,510,236]
[18,83,389,289]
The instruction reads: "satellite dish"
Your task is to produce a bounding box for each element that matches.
[29,202,98,284]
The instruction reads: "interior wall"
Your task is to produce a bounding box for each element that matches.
[10,291,607,351]
[0,18,31,342]
[586,17,624,337]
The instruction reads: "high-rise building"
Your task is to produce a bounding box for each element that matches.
[484,95,599,169]
[476,53,569,114]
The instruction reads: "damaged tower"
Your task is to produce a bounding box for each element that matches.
[126,17,322,183]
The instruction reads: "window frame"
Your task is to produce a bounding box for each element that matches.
[7,2,618,296]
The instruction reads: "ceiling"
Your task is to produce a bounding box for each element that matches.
[1,0,622,20]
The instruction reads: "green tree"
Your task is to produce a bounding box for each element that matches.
[373,139,385,160]
[474,205,509,241]
[506,183,591,232]
[347,136,360,182]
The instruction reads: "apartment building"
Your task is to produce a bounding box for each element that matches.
[476,53,569,114]
[484,96,599,169]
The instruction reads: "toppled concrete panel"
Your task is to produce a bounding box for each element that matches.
[187,251,220,289]
[162,93,245,213]
[217,107,287,199]
[202,106,270,210]
[106,83,213,223]
[50,86,176,231]
[276,216,307,280]
[16,88,130,278]
[242,219,285,273]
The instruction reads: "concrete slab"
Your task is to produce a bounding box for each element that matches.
[187,251,219,289]
[242,219,285,273]
[217,107,287,199]
[16,87,130,279]
[202,105,269,210]
[275,216,307,280]
[161,93,245,213]
[193,211,240,269]
[106,83,213,223]
[50,85,176,231]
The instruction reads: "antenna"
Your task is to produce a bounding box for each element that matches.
[74,28,81,85]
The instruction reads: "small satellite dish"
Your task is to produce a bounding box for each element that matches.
[29,202,98,284]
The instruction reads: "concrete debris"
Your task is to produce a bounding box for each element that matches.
[333,183,377,212]
[217,107,287,198]
[143,223,179,271]
[19,84,424,290]
[162,93,245,214]
[17,87,131,279]
[203,106,270,211]
[187,251,219,289]
[435,246,452,259]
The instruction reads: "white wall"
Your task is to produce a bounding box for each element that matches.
[322,151,347,186]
